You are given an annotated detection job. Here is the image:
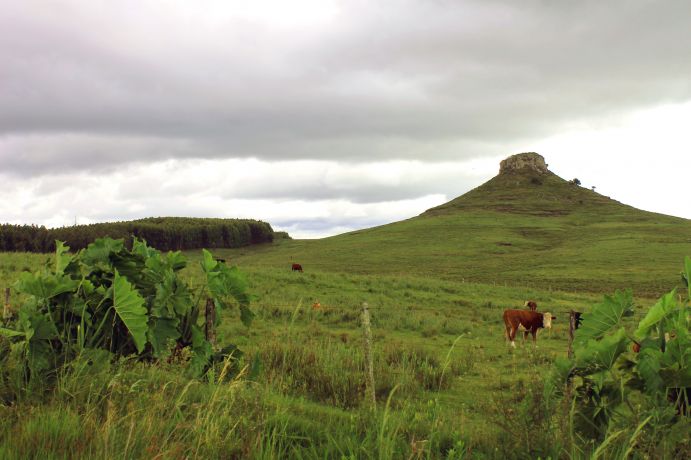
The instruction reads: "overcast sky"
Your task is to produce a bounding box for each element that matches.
[1,0,690,238]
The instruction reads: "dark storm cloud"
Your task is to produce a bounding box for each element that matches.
[2,0,690,175]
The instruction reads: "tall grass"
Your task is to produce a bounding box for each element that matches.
[3,255,659,459]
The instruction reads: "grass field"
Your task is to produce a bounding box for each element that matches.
[1,166,689,458]
[0,249,679,458]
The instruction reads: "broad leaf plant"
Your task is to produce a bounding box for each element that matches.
[0,238,252,383]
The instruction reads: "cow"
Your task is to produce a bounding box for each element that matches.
[503,309,555,348]
[525,300,538,311]
[291,263,303,272]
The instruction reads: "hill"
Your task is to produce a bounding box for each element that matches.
[217,153,691,296]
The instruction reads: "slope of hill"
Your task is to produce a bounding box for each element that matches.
[213,153,691,296]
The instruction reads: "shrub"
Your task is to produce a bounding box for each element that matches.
[545,257,691,457]
[0,239,253,394]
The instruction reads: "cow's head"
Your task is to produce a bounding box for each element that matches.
[542,312,554,329]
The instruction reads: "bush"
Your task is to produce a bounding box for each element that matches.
[0,239,253,394]
[544,258,691,457]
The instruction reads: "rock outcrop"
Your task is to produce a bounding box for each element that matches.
[499,152,549,175]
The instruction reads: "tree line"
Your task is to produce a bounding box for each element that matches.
[0,217,275,252]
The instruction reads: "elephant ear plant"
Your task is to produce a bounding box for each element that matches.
[546,257,690,457]
[0,238,253,388]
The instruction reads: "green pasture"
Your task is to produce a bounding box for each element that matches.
[1,249,678,458]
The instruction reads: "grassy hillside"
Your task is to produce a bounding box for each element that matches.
[217,164,691,297]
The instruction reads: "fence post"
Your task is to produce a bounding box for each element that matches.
[568,310,575,359]
[205,298,216,346]
[362,302,376,408]
[3,288,10,321]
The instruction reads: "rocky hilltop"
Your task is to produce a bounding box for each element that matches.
[423,151,626,216]
[499,152,549,175]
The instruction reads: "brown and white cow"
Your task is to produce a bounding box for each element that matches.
[291,263,303,272]
[524,300,538,311]
[503,309,555,348]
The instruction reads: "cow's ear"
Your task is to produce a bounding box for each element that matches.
[551,316,557,320]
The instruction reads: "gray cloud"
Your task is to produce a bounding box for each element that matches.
[2,0,690,175]
[2,0,690,238]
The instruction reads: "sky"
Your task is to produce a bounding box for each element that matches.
[1,0,690,238]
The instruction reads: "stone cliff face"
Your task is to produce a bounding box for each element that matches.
[499,152,549,175]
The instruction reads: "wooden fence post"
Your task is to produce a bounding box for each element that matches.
[568,310,575,359]
[3,288,10,321]
[362,302,376,408]
[205,298,216,346]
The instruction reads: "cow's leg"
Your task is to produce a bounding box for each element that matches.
[504,321,512,343]
[509,324,517,348]
[531,329,538,348]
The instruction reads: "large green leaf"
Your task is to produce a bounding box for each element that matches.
[15,308,58,375]
[636,345,664,394]
[188,324,212,378]
[201,250,223,297]
[14,272,78,301]
[152,270,191,317]
[143,248,186,286]
[80,238,124,267]
[28,315,59,341]
[131,238,158,260]
[166,251,187,272]
[576,290,634,342]
[54,241,72,276]
[147,317,180,359]
[636,289,678,339]
[201,249,253,326]
[112,270,149,354]
[222,266,251,306]
[111,250,147,288]
[659,319,690,384]
[27,339,53,375]
[201,249,218,273]
[575,328,628,372]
